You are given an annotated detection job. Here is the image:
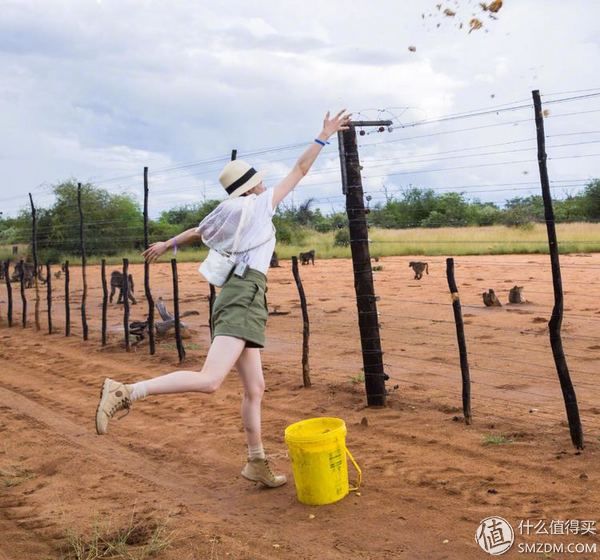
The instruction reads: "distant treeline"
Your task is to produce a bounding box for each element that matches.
[1,178,599,261]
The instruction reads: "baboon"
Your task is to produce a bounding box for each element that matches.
[482,289,502,307]
[508,285,526,304]
[409,261,428,280]
[299,249,315,265]
[54,263,66,280]
[11,261,35,288]
[109,271,137,304]
[270,251,280,268]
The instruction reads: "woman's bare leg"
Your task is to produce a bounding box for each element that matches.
[237,346,286,487]
[130,336,246,396]
[236,347,265,449]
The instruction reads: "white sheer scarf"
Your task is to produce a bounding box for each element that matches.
[196,194,275,255]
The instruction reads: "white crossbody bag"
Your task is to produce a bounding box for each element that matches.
[198,199,274,287]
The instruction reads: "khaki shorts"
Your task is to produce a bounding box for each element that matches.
[211,268,268,348]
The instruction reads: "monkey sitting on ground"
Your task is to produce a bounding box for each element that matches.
[508,285,526,304]
[299,249,315,265]
[482,289,502,307]
[409,261,428,280]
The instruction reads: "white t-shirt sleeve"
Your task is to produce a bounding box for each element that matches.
[256,189,276,218]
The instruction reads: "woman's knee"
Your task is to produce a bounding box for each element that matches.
[244,378,265,400]
[198,369,226,393]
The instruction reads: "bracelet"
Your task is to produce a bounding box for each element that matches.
[314,138,329,147]
[172,239,178,255]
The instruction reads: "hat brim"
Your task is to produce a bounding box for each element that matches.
[228,170,264,199]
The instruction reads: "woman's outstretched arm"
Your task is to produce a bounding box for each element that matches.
[141,227,202,263]
[272,110,351,208]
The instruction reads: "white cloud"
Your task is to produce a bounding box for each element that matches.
[0,0,599,217]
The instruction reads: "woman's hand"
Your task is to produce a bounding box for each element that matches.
[320,109,352,140]
[142,241,169,263]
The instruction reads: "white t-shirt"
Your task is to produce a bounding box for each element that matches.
[237,189,277,275]
[196,188,277,276]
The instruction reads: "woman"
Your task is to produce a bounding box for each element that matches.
[95,109,351,488]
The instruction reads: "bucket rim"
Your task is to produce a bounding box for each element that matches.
[284,416,347,443]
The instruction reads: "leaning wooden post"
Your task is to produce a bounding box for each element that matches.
[4,261,12,327]
[171,258,185,363]
[101,259,108,346]
[64,260,71,336]
[292,256,311,388]
[29,193,41,331]
[46,262,52,334]
[338,121,391,407]
[143,166,156,355]
[19,259,27,328]
[77,183,89,341]
[208,284,216,338]
[532,89,584,449]
[123,258,131,352]
[445,258,472,425]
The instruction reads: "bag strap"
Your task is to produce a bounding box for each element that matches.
[230,197,250,255]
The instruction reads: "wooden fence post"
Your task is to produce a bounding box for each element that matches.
[292,256,311,388]
[19,259,27,328]
[171,258,185,363]
[445,258,472,425]
[46,262,52,334]
[77,183,89,341]
[532,89,584,449]
[29,193,40,331]
[101,259,108,346]
[338,123,390,406]
[64,260,71,336]
[143,166,156,355]
[4,261,12,327]
[123,258,130,352]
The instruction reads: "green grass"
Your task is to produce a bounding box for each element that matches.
[482,434,513,446]
[4,222,600,265]
[350,373,365,385]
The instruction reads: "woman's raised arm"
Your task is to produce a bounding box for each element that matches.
[272,110,351,208]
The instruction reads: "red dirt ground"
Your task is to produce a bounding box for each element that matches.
[0,254,599,559]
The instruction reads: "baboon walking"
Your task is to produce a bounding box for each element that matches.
[409,261,428,280]
[482,289,502,307]
[299,249,315,265]
[109,271,137,304]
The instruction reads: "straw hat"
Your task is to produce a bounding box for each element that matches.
[219,160,264,199]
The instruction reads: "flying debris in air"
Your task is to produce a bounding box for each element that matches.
[408,45,417,52]
[421,0,504,33]
[469,17,483,32]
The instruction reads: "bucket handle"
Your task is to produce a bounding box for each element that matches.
[345,445,362,491]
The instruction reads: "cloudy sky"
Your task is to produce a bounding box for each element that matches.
[1,0,599,218]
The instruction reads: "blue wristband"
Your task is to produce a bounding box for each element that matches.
[314,138,329,147]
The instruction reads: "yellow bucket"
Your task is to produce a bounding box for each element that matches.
[284,417,362,506]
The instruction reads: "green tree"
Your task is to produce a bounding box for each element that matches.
[580,179,600,220]
[46,181,143,256]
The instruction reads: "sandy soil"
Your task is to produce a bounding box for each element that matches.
[0,254,599,559]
